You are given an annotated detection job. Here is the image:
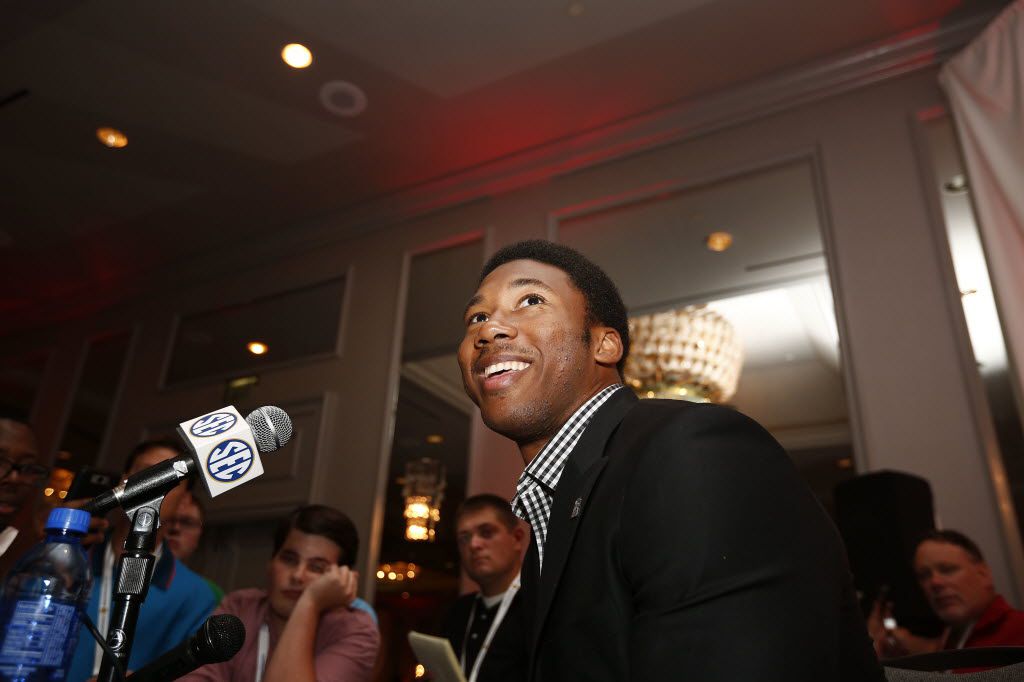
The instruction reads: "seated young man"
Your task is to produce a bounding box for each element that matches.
[182,504,379,682]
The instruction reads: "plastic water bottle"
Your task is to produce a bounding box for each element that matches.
[0,508,92,682]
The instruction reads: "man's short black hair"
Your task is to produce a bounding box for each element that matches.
[456,493,519,531]
[123,438,187,475]
[272,504,359,568]
[479,240,631,376]
[916,529,985,563]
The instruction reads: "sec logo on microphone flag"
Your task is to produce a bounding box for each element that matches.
[206,439,255,482]
[190,412,237,437]
[179,405,265,497]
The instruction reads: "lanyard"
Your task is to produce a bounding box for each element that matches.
[460,574,521,682]
[255,623,270,682]
[0,526,17,557]
[92,544,116,676]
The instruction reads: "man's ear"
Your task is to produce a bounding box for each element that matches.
[977,561,994,588]
[512,523,527,549]
[593,327,624,368]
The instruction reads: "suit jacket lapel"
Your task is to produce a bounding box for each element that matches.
[529,387,637,656]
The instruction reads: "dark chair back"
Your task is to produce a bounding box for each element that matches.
[884,647,1024,681]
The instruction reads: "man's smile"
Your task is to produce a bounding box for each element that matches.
[483,360,531,378]
[478,359,533,392]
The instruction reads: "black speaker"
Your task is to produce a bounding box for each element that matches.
[834,470,944,635]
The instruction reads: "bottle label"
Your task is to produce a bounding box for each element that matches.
[0,599,79,674]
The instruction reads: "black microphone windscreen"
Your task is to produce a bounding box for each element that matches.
[197,614,246,664]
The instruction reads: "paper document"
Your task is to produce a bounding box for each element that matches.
[407,631,467,682]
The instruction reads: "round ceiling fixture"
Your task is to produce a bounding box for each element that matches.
[96,127,128,148]
[319,80,367,118]
[247,341,269,356]
[281,43,313,69]
[705,231,733,252]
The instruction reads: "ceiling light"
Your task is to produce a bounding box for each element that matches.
[705,232,733,252]
[425,434,444,444]
[403,458,445,542]
[625,305,743,403]
[96,127,128,148]
[281,43,313,69]
[247,341,268,356]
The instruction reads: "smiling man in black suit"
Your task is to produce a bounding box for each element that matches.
[457,240,884,681]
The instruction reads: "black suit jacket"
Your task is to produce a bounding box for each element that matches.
[522,388,884,681]
[442,590,527,682]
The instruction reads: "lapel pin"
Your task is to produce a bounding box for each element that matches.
[570,497,582,518]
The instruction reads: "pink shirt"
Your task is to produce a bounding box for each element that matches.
[181,588,379,682]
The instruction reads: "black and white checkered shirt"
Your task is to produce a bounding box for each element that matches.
[511,383,623,572]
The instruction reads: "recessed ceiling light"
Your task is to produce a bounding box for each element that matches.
[319,80,367,117]
[705,231,733,252]
[96,127,128,148]
[281,43,313,69]
[425,434,444,444]
[247,341,269,356]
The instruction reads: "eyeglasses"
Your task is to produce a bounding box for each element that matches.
[164,516,202,531]
[0,458,51,482]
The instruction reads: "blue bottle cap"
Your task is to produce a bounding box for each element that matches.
[45,507,91,534]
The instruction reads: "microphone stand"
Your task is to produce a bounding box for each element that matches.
[97,497,164,682]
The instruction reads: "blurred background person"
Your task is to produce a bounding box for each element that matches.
[181,504,379,682]
[0,416,51,574]
[870,529,1024,665]
[165,483,225,602]
[442,494,526,682]
[67,438,218,682]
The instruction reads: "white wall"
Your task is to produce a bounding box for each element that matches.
[4,66,1022,603]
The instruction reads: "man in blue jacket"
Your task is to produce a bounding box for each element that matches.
[68,439,217,682]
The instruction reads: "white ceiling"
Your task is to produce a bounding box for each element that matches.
[0,0,1009,334]
[256,0,716,97]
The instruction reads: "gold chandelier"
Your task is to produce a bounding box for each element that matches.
[624,305,743,403]
[402,458,445,542]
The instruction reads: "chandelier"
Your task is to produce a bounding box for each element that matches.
[402,458,445,542]
[624,305,743,403]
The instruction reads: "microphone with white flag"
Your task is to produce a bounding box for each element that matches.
[83,405,292,515]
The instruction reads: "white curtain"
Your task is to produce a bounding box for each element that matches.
[940,0,1024,392]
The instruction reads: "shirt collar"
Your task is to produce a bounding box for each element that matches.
[974,595,1013,632]
[517,383,624,493]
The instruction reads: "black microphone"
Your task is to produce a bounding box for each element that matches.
[83,405,292,515]
[127,614,246,682]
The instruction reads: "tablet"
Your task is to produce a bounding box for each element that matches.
[407,631,467,682]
